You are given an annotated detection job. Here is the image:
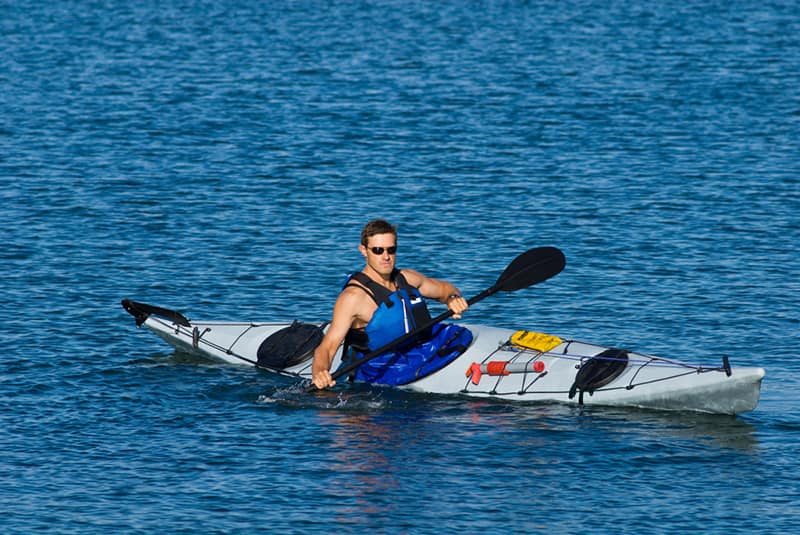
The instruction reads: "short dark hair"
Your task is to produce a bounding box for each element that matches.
[361,219,397,246]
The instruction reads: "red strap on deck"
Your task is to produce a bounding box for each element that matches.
[486,361,510,376]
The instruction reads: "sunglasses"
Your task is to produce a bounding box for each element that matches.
[369,246,397,255]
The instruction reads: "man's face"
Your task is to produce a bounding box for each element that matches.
[361,232,397,277]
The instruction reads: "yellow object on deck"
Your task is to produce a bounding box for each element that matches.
[510,330,563,353]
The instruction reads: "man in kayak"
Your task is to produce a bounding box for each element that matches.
[311,219,469,389]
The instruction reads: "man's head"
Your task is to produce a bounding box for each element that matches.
[360,219,398,277]
[360,219,397,247]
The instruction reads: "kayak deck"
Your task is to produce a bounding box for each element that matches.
[123,300,765,415]
[406,324,764,415]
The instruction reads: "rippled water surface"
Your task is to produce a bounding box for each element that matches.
[2,1,799,532]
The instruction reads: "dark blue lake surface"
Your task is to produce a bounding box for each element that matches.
[2,1,799,532]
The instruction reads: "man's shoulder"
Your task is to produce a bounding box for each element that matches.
[334,282,376,325]
[337,283,372,305]
[398,268,424,287]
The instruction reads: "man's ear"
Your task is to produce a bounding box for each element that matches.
[359,244,367,258]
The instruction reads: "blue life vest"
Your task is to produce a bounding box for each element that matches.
[340,269,473,386]
[345,270,432,352]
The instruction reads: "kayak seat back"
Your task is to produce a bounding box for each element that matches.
[257,321,326,369]
[569,348,629,404]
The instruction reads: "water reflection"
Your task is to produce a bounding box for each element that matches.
[574,406,760,451]
[322,412,402,522]
[265,383,762,526]
[268,377,763,456]
[315,397,438,524]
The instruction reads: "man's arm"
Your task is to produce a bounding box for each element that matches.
[311,289,362,389]
[402,269,469,319]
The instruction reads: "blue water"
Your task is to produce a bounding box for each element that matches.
[2,0,799,532]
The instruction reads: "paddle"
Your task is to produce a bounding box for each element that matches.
[306,246,566,392]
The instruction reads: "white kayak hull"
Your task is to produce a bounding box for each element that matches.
[123,300,764,415]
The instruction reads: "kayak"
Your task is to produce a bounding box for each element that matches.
[121,299,765,415]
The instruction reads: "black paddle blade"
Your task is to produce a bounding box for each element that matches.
[494,246,566,292]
